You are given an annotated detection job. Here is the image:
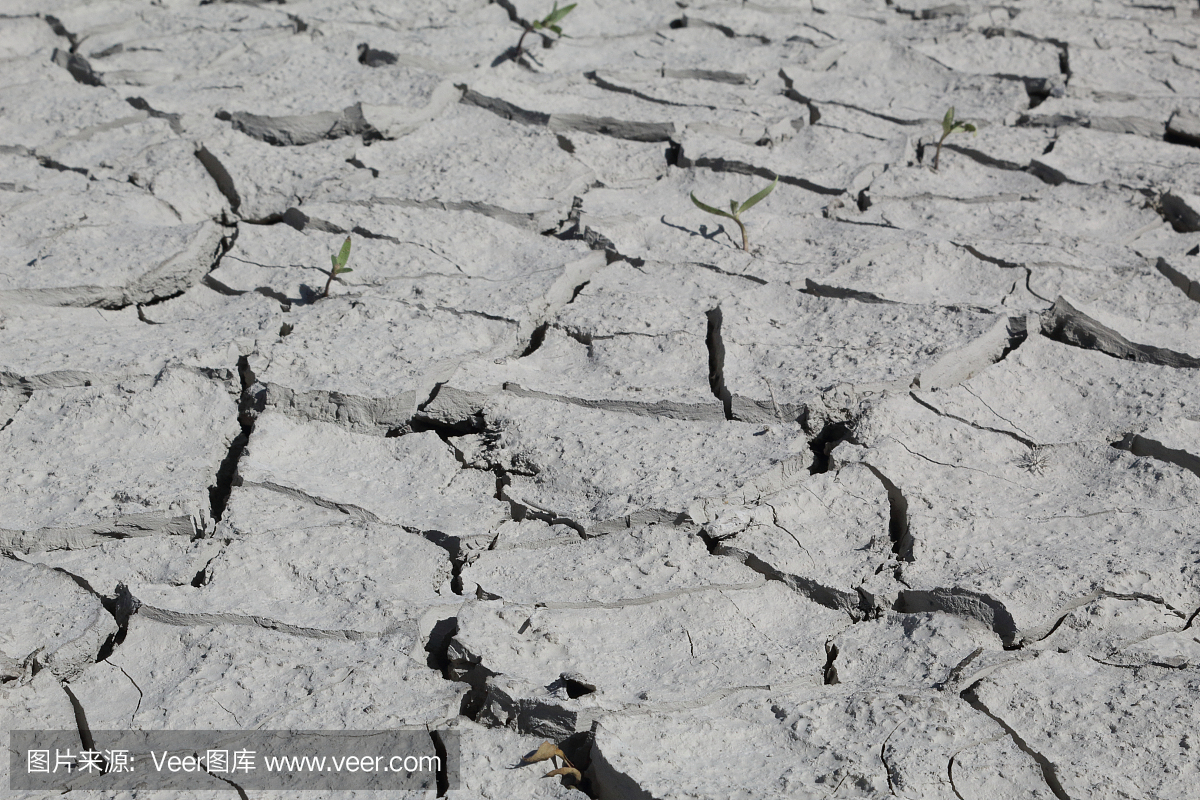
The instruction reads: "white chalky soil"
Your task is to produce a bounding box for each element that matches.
[2,1,1199,798]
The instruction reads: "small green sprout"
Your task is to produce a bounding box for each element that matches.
[932,106,976,172]
[322,236,352,298]
[515,2,577,60]
[690,176,778,252]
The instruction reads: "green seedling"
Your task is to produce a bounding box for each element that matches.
[322,236,352,298]
[932,106,976,171]
[515,2,576,60]
[690,176,778,252]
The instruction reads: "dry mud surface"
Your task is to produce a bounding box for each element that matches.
[3,1,1200,798]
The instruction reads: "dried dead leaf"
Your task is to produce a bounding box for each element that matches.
[543,766,583,782]
[522,742,565,765]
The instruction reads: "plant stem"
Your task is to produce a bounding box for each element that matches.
[733,216,748,251]
[933,133,947,171]
[515,25,532,58]
[322,269,335,298]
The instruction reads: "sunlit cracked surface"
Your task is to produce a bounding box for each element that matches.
[3,1,1200,798]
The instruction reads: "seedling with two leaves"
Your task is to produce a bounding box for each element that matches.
[690,176,778,252]
[522,741,581,783]
[515,2,576,62]
[322,236,353,298]
[932,107,976,171]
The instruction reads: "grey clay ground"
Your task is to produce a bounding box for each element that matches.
[2,1,1200,798]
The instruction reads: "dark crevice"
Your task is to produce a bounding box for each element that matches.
[357,42,398,66]
[551,674,596,699]
[1111,433,1200,481]
[715,541,872,620]
[1040,296,1200,367]
[1151,194,1200,233]
[213,774,251,800]
[452,658,498,721]
[1164,127,1200,149]
[42,15,79,51]
[96,584,138,662]
[62,683,106,771]
[957,243,1024,270]
[1185,604,1200,630]
[284,200,537,235]
[458,86,675,142]
[216,103,382,147]
[35,155,89,176]
[686,261,767,286]
[995,314,1031,362]
[909,392,1037,449]
[881,739,897,795]
[491,0,524,25]
[51,47,103,85]
[934,646,985,692]
[585,71,698,109]
[677,149,842,196]
[668,15,770,44]
[822,640,840,684]
[698,528,722,555]
[208,355,256,524]
[503,381,726,422]
[948,754,967,800]
[1018,75,1056,109]
[937,142,1027,172]
[802,278,893,304]
[665,139,682,166]
[44,566,138,664]
[425,617,459,675]
[125,97,183,134]
[0,390,31,433]
[412,526,467,595]
[190,559,213,588]
[1032,591,1185,649]
[778,70,822,126]
[861,465,911,561]
[557,731,598,797]
[195,146,241,213]
[430,730,450,797]
[345,156,379,177]
[520,322,549,357]
[807,419,852,474]
[898,588,1019,645]
[705,307,733,420]
[961,685,1072,800]
[1027,159,1072,186]
[502,492,587,536]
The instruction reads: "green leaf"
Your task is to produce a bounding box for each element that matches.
[338,268,352,274]
[337,237,352,266]
[737,176,778,214]
[542,2,576,26]
[547,24,563,35]
[331,254,339,269]
[691,192,734,219]
[729,199,739,215]
[942,106,956,134]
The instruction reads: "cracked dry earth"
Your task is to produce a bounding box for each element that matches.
[3,0,1200,798]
